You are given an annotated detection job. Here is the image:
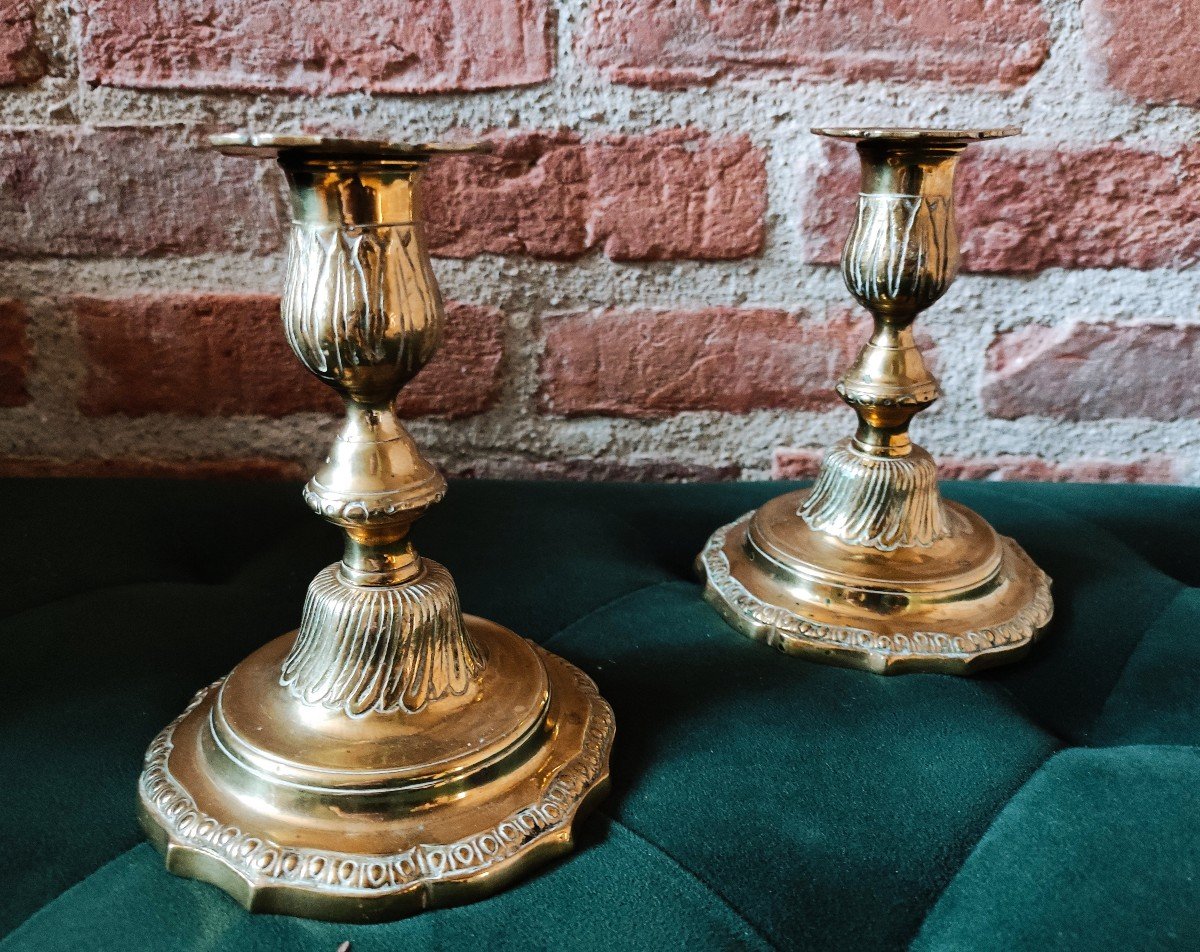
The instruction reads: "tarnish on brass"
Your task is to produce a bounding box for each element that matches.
[697,127,1053,675]
[138,134,614,922]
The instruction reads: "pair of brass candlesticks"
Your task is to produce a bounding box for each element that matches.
[139,127,1052,923]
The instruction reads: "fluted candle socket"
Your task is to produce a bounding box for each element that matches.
[697,127,1053,675]
[137,134,614,922]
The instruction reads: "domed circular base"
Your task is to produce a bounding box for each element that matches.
[138,616,614,922]
[697,490,1053,675]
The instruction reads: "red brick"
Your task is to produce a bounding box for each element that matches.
[586,130,765,260]
[539,309,868,417]
[938,455,1177,484]
[0,127,283,258]
[77,294,323,417]
[404,302,506,418]
[0,455,308,479]
[771,449,824,480]
[983,321,1200,422]
[0,0,42,86]
[427,130,766,261]
[80,0,553,94]
[1084,0,1200,106]
[0,298,30,406]
[76,294,504,419]
[427,133,589,260]
[807,143,1200,273]
[0,125,759,264]
[445,457,740,482]
[583,0,1049,89]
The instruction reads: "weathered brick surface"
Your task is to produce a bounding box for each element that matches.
[771,449,824,480]
[584,0,1049,89]
[447,457,741,482]
[0,0,42,86]
[427,133,590,260]
[80,0,553,94]
[539,309,866,417]
[427,130,766,261]
[77,294,504,419]
[586,130,766,260]
[0,126,762,264]
[0,3,1192,486]
[1084,0,1200,106]
[0,298,29,407]
[0,455,308,479]
[0,127,283,258]
[983,321,1200,422]
[77,294,326,417]
[409,302,507,418]
[806,143,1200,273]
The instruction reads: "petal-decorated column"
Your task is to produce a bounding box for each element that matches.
[698,128,1053,675]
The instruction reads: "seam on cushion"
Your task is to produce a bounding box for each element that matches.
[0,844,145,947]
[1085,586,1195,745]
[903,744,1063,951]
[599,811,780,952]
[544,579,781,951]
[904,743,1200,951]
[963,483,1188,741]
[903,740,1200,950]
[1081,579,1186,740]
[904,491,1189,947]
[538,580,681,652]
[978,681,1071,748]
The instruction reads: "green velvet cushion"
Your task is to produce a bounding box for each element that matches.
[0,479,1197,950]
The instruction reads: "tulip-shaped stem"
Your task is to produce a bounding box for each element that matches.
[696,126,1051,676]
[260,144,491,716]
[801,128,1014,550]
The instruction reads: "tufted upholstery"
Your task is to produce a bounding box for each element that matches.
[1,479,1198,951]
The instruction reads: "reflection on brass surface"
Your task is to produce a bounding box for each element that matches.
[698,128,1052,675]
[138,134,614,921]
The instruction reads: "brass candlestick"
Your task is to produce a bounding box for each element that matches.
[138,134,614,921]
[698,128,1052,675]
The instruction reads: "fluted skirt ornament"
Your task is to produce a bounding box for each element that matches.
[697,128,1053,675]
[138,134,614,921]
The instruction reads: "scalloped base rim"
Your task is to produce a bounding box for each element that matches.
[138,642,614,922]
[698,513,1054,675]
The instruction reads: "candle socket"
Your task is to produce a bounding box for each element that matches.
[137,134,614,921]
[697,128,1053,675]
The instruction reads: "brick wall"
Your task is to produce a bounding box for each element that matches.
[0,0,1195,484]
